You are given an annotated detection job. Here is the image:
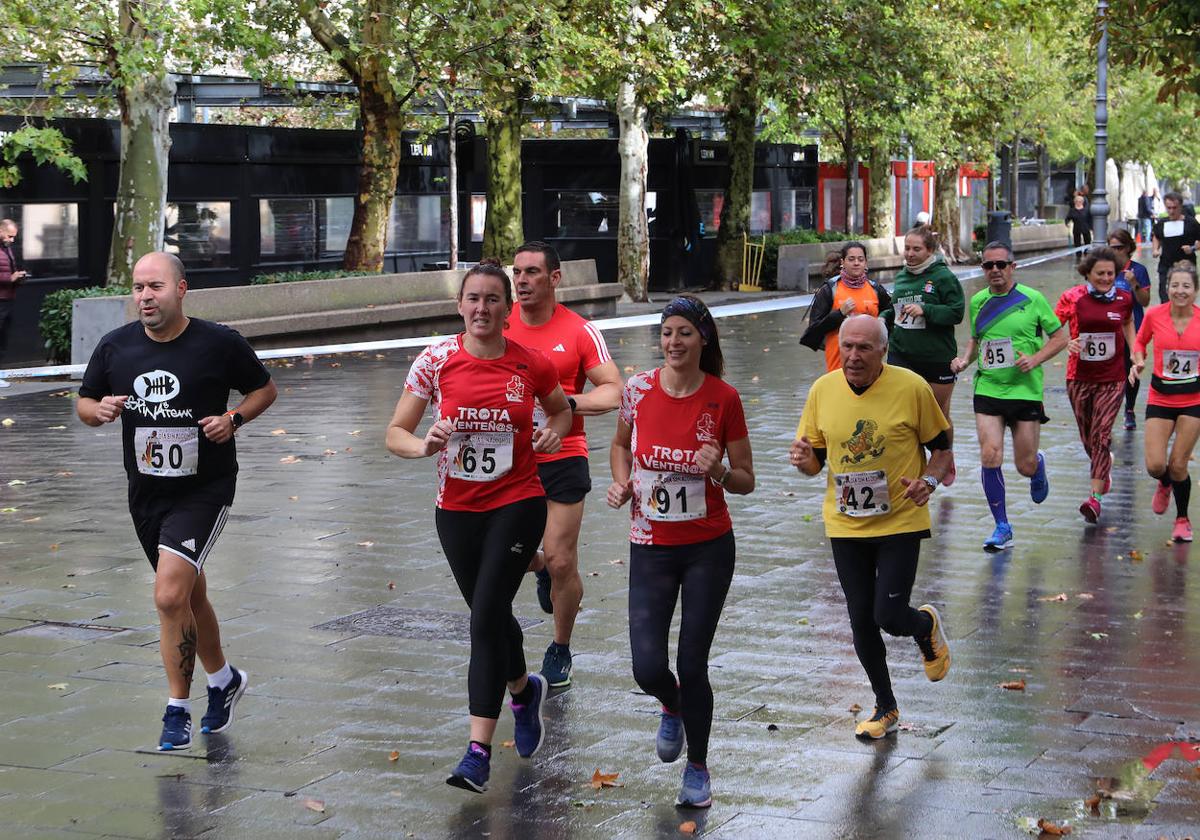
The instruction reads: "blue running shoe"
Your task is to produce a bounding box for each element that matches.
[1030,450,1049,504]
[158,706,192,751]
[540,642,572,688]
[201,667,248,734]
[656,708,685,763]
[676,762,712,808]
[446,743,490,793]
[983,522,1014,552]
[511,673,547,758]
[535,567,553,614]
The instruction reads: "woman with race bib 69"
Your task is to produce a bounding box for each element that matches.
[1131,262,1200,543]
[386,260,572,792]
[608,295,755,809]
[1054,247,1135,524]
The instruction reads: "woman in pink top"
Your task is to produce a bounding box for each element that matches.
[1131,262,1200,542]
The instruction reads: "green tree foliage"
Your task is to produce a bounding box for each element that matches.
[0,124,87,189]
[1108,0,1200,104]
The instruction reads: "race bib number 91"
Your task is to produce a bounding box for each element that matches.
[448,431,513,481]
[643,470,707,521]
[835,470,891,517]
[135,426,199,477]
[979,337,1015,370]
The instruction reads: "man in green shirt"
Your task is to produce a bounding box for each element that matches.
[951,242,1068,551]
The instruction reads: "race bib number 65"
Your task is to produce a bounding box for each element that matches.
[135,426,199,477]
[449,431,513,481]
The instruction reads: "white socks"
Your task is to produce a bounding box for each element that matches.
[207,663,233,690]
[167,697,191,712]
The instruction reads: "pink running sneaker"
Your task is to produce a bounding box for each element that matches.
[1152,481,1172,515]
[1172,517,1192,543]
[1079,496,1101,523]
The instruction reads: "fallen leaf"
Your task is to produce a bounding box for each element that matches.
[898,722,917,731]
[679,820,697,835]
[356,541,375,548]
[323,449,338,456]
[1076,593,1094,600]
[590,769,622,790]
[329,362,341,368]
[47,425,67,430]
[271,428,288,435]
[998,679,1026,691]
[0,507,18,513]
[388,750,399,762]
[587,571,600,577]
[1128,549,1144,562]
[21,516,41,523]
[387,581,395,590]
[303,798,325,813]
[802,514,813,522]
[1038,593,1068,602]
[623,365,635,373]
[848,703,862,713]
[751,375,760,382]
[62,584,75,589]
[781,491,795,497]
[1133,610,1143,620]
[797,617,809,625]
[8,479,26,486]
[1084,794,1101,813]
[49,544,60,551]
[348,429,362,436]
[1009,667,1029,674]
[1090,632,1109,641]
[55,471,74,477]
[501,739,515,748]
[609,558,624,565]
[279,455,302,464]
[1,418,14,427]
[289,496,299,501]
[48,683,68,690]
[1036,818,1071,835]
[762,347,770,352]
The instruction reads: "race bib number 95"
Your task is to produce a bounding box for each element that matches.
[448,431,513,481]
[979,337,1015,370]
[135,426,199,477]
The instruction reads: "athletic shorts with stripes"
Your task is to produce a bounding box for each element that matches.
[128,477,235,573]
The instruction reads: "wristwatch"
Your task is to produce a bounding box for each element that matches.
[921,474,938,492]
[567,396,577,413]
[718,466,732,487]
[225,410,245,430]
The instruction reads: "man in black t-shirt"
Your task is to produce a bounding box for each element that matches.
[1152,191,1200,302]
[77,252,277,751]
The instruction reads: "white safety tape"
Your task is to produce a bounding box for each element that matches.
[0,244,1087,380]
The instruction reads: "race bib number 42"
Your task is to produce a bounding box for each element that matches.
[449,431,513,481]
[1163,349,1199,380]
[135,426,199,477]
[835,470,891,517]
[643,470,707,521]
[1079,332,1116,362]
[979,337,1015,370]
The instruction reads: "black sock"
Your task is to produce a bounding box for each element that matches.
[1173,475,1191,518]
[1152,469,1170,486]
[511,680,535,705]
[469,740,491,757]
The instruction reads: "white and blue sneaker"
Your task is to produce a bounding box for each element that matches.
[656,708,685,762]
[676,761,712,808]
[201,667,248,734]
[1030,451,1050,504]
[983,522,1014,552]
[159,706,192,751]
[446,743,490,793]
[511,673,547,758]
[540,642,572,688]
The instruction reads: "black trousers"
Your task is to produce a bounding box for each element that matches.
[435,496,547,719]
[0,299,13,362]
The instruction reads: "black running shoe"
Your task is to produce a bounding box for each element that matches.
[535,567,553,614]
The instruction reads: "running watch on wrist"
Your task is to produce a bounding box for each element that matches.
[719,466,732,487]
[567,396,577,413]
[921,474,938,492]
[225,410,244,430]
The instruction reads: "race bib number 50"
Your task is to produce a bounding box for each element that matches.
[643,470,707,521]
[835,470,891,517]
[448,431,513,481]
[135,426,199,477]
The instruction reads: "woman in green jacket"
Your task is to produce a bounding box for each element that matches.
[882,225,966,484]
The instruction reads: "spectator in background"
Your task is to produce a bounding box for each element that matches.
[1138,190,1156,245]
[1152,191,1200,303]
[0,219,29,388]
[1066,195,1093,255]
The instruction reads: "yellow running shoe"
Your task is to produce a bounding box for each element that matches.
[855,707,899,740]
[916,604,951,681]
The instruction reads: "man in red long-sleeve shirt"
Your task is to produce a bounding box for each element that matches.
[0,219,29,387]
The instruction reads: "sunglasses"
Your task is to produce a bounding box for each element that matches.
[981,260,1011,271]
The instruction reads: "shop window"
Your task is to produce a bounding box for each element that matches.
[470,195,487,242]
[553,191,618,238]
[259,197,353,262]
[164,201,232,268]
[0,202,79,276]
[389,195,450,253]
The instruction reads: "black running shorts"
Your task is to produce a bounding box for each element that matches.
[973,394,1049,426]
[128,478,234,572]
[537,456,592,505]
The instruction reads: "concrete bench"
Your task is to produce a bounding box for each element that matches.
[73,259,621,364]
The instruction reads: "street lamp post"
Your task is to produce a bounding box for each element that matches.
[1091,0,1109,243]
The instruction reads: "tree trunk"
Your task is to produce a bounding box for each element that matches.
[106,6,174,287]
[447,109,458,270]
[1036,144,1048,219]
[844,144,857,235]
[343,73,403,272]
[482,78,527,262]
[615,78,649,301]
[713,75,758,288]
[1010,136,1021,217]
[934,161,968,262]
[867,142,893,239]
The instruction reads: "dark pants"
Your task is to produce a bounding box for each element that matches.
[0,299,13,362]
[435,497,547,719]
[629,530,735,765]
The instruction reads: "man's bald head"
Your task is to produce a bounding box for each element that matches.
[133,251,185,283]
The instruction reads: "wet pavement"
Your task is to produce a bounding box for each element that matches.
[0,254,1198,839]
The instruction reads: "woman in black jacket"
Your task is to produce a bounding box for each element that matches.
[800,241,892,372]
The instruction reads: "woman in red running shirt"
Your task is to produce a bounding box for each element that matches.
[607,294,755,809]
[1054,247,1135,523]
[386,261,572,792]
[1131,262,1200,542]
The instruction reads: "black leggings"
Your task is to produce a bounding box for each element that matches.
[436,496,547,719]
[628,530,735,766]
[830,535,933,712]
[1124,344,1141,413]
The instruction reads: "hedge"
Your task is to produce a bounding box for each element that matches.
[39,285,131,364]
[250,269,368,285]
[758,229,857,289]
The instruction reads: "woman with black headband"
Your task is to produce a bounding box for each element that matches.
[607,294,755,808]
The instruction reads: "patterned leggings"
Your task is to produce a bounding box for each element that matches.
[1067,379,1125,482]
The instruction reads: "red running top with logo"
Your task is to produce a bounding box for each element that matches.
[1053,284,1133,382]
[619,369,749,546]
[405,334,559,511]
[505,302,612,462]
